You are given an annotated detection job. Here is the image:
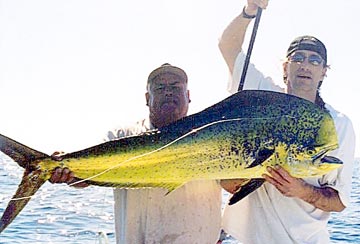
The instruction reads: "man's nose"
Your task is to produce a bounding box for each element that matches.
[298,60,313,70]
[164,87,174,95]
[299,57,314,67]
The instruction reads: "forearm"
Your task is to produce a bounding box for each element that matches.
[218,9,253,74]
[300,183,345,212]
[264,165,346,212]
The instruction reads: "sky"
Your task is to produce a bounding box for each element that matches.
[0,0,359,157]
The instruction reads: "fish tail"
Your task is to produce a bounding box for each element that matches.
[0,134,50,233]
[0,169,47,233]
[0,134,49,169]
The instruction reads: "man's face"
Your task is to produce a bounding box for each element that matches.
[146,72,190,128]
[284,50,327,96]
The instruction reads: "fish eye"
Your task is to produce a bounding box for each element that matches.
[307,149,315,155]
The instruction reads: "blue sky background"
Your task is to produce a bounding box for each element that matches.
[0,0,359,156]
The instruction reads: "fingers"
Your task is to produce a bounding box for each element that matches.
[49,167,61,183]
[262,171,280,186]
[262,167,289,196]
[49,167,74,184]
[269,165,292,183]
[263,165,288,189]
[51,151,65,161]
[69,180,90,188]
[262,165,307,198]
[248,0,269,10]
[246,0,269,16]
[254,0,268,9]
[51,151,64,156]
[49,167,89,188]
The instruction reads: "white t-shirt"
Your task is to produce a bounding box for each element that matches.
[222,51,356,244]
[107,119,222,244]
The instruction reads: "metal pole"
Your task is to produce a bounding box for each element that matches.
[237,7,263,91]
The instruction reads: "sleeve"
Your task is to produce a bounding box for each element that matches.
[319,112,356,207]
[104,127,128,142]
[227,51,283,94]
[104,119,149,142]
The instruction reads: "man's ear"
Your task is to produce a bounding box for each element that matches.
[321,67,327,79]
[145,92,150,106]
[282,61,289,85]
[187,90,191,103]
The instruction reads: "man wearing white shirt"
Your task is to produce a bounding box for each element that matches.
[107,63,222,244]
[218,1,356,243]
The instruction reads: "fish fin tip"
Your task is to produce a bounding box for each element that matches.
[0,170,47,233]
[164,182,185,195]
[0,133,49,169]
[228,179,265,205]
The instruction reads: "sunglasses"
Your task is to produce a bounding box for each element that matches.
[288,52,323,66]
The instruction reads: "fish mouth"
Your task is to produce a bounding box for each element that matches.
[311,144,341,165]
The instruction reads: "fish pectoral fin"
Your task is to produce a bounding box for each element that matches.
[0,169,47,233]
[228,178,265,205]
[246,147,274,169]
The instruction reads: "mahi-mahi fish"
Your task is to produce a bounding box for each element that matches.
[0,90,341,233]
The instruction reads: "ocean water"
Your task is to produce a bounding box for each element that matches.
[0,154,359,244]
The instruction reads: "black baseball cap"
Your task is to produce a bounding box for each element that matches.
[286,35,327,65]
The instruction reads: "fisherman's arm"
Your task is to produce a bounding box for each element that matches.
[219,0,275,94]
[218,0,268,74]
[263,165,345,212]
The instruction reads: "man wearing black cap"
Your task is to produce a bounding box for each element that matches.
[218,1,355,243]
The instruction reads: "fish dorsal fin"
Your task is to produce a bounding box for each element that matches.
[0,134,49,169]
[228,178,265,205]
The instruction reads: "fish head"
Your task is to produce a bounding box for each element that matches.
[314,112,339,152]
[310,112,341,171]
[284,113,341,177]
